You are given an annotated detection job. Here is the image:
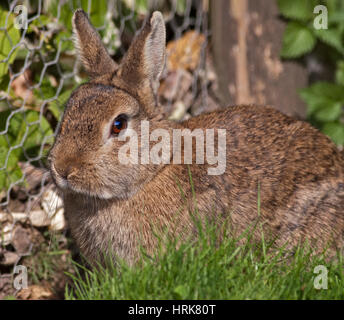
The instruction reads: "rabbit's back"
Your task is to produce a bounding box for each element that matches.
[182,105,344,250]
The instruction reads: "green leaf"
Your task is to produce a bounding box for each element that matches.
[325,0,343,15]
[0,110,23,144]
[328,12,344,24]
[48,89,73,120]
[14,110,54,157]
[27,14,52,33]
[0,9,21,79]
[34,78,57,100]
[0,109,53,164]
[299,82,344,118]
[322,122,344,146]
[281,22,316,58]
[54,30,73,53]
[300,82,344,102]
[46,0,107,30]
[176,0,187,16]
[0,73,9,91]
[86,0,108,28]
[336,61,344,86]
[46,0,73,30]
[314,101,342,122]
[277,0,318,21]
[313,28,344,55]
[0,135,22,190]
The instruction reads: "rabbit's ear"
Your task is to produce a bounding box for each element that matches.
[72,9,116,78]
[117,11,166,96]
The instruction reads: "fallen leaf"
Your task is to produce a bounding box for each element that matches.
[17,285,55,300]
[10,69,33,103]
[166,30,205,72]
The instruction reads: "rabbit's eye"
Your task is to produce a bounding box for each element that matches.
[112,115,128,135]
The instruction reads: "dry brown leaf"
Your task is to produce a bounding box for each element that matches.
[17,285,55,300]
[166,30,205,72]
[10,69,33,103]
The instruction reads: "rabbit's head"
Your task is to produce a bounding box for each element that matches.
[49,9,168,199]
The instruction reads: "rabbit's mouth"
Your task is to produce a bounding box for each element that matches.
[50,162,69,191]
[50,161,117,199]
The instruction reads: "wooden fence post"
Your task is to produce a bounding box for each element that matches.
[210,0,307,118]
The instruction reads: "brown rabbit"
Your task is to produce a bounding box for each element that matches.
[49,9,344,265]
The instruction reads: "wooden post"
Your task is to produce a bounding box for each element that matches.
[210,0,307,118]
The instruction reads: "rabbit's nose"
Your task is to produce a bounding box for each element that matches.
[54,161,76,180]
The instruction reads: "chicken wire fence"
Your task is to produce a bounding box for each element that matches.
[0,0,215,275]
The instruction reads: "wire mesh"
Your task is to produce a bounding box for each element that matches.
[0,0,213,295]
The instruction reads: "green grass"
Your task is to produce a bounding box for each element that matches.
[25,231,72,285]
[65,220,344,300]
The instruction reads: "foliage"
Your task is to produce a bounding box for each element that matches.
[0,9,20,85]
[277,0,344,145]
[0,110,53,188]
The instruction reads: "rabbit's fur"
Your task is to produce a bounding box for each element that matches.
[49,9,344,264]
